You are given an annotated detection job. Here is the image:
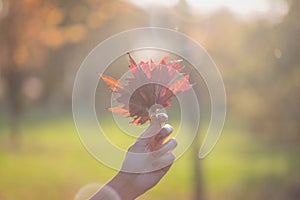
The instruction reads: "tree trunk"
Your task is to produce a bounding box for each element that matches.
[0,1,24,147]
[192,135,205,200]
[3,68,23,148]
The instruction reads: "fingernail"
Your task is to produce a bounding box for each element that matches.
[169,138,178,149]
[157,113,168,123]
[163,124,173,134]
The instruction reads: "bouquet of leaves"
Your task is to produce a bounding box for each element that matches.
[101,54,192,149]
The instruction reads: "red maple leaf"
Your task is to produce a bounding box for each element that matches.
[101,54,193,125]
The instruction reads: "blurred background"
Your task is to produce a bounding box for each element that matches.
[0,0,300,199]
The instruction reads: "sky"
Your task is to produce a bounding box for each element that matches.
[128,0,289,22]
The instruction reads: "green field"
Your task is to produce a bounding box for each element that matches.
[0,113,299,200]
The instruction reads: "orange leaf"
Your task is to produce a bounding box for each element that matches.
[170,75,192,94]
[108,105,129,116]
[128,53,137,72]
[159,56,169,65]
[100,74,122,92]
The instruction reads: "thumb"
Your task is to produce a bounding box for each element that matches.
[140,113,168,139]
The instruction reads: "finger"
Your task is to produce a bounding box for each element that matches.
[154,124,173,143]
[152,153,175,169]
[155,113,168,126]
[149,112,168,127]
[160,164,172,173]
[153,138,177,158]
[150,164,172,179]
[149,124,173,151]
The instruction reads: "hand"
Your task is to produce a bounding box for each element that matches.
[90,113,177,200]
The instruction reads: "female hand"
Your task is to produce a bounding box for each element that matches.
[90,113,177,200]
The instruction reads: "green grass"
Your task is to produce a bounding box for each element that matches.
[0,113,299,200]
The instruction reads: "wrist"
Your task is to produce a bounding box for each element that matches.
[107,172,139,200]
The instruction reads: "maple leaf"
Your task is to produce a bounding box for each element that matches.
[100,54,193,125]
[100,74,124,92]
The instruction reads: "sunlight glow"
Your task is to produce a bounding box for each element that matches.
[128,0,179,8]
[128,0,289,21]
[186,0,270,16]
[0,0,3,14]
[186,0,289,21]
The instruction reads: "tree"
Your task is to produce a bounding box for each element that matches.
[247,0,300,141]
[0,0,129,143]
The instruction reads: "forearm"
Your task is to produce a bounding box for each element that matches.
[90,173,139,200]
[89,184,120,200]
